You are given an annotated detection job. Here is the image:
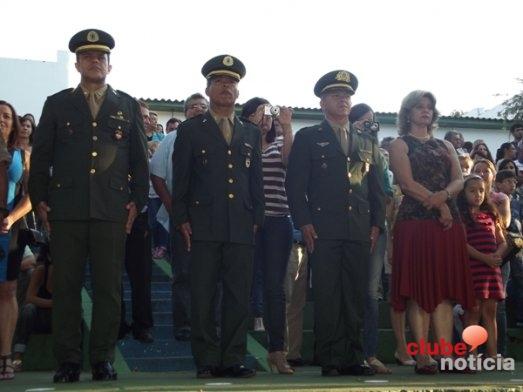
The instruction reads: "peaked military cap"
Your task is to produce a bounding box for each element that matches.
[314,70,358,97]
[69,29,115,54]
[201,55,246,82]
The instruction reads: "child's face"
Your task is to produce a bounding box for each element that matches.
[460,160,472,175]
[496,177,517,196]
[465,179,486,208]
[472,162,493,186]
[502,161,517,174]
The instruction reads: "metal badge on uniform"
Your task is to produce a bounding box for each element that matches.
[317,142,330,147]
[113,129,123,141]
[246,158,251,168]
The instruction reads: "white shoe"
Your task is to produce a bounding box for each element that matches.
[253,317,265,331]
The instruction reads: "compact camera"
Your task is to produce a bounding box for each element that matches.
[264,105,280,117]
[363,121,380,134]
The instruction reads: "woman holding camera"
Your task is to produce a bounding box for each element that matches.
[0,101,32,380]
[241,97,294,374]
[348,104,392,374]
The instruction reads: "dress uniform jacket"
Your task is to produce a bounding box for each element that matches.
[172,112,264,244]
[286,120,385,241]
[29,86,149,221]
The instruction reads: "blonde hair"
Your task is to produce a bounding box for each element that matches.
[397,90,440,136]
[472,158,496,192]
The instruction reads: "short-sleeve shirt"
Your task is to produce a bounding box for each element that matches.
[149,130,177,230]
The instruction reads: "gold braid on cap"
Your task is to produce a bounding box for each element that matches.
[76,44,111,53]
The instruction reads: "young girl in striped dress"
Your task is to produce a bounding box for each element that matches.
[457,174,507,357]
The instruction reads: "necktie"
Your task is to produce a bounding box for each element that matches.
[219,118,233,145]
[87,91,101,119]
[337,127,348,155]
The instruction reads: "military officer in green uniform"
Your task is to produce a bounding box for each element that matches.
[28,29,149,383]
[172,55,264,378]
[285,70,385,376]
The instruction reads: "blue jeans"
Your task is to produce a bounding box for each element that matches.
[148,197,169,249]
[363,227,387,358]
[253,216,293,351]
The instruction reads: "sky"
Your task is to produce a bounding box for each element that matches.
[1,0,522,115]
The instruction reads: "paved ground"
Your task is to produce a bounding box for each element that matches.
[5,364,523,392]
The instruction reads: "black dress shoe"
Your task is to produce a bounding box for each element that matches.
[339,364,376,376]
[91,361,117,381]
[221,364,256,378]
[53,362,81,383]
[133,329,154,343]
[174,327,191,341]
[321,366,340,376]
[118,322,131,340]
[196,365,221,379]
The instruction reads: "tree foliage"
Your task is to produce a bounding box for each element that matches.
[449,110,464,118]
[500,79,523,120]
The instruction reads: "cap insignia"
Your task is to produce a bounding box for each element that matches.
[87,31,99,42]
[335,71,350,82]
[223,56,234,67]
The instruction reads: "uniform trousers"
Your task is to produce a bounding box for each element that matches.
[122,212,153,331]
[310,239,369,368]
[171,230,191,331]
[51,220,126,365]
[190,241,253,368]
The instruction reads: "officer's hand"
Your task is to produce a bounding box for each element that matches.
[179,222,192,252]
[370,226,380,253]
[36,201,51,233]
[0,215,14,234]
[125,202,138,234]
[300,224,318,253]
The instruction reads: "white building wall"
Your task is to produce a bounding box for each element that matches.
[0,51,69,121]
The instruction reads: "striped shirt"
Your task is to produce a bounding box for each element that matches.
[466,212,504,300]
[262,138,289,216]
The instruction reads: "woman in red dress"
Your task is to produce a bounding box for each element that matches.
[389,90,475,374]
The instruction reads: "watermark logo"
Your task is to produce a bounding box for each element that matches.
[406,325,515,372]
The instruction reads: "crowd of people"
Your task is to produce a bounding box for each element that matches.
[0,28,522,383]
